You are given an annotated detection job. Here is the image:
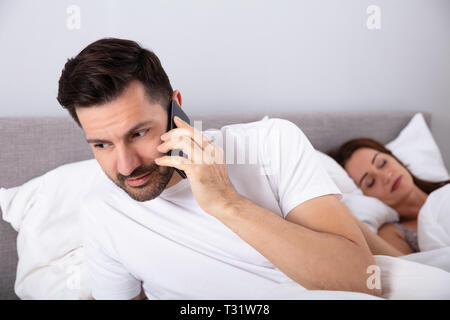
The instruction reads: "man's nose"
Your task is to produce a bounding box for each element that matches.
[116,146,142,177]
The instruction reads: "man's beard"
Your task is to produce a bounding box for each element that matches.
[109,163,175,202]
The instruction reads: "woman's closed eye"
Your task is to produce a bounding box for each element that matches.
[367,178,375,188]
[366,160,387,188]
[379,159,387,168]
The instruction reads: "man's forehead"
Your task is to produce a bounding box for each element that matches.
[78,101,165,135]
[76,83,166,125]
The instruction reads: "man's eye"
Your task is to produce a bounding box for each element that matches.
[94,143,110,149]
[133,129,149,138]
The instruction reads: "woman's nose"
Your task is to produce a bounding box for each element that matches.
[384,171,394,185]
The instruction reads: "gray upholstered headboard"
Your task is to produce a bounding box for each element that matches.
[0,110,431,299]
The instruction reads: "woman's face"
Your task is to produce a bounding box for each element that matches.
[344,148,415,207]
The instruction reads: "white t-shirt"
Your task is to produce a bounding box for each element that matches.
[81,117,342,300]
[418,184,450,251]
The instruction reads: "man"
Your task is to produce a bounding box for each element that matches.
[57,38,380,300]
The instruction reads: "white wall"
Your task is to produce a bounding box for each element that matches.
[0,0,449,167]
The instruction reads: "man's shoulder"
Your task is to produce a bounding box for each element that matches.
[219,116,296,132]
[203,117,301,144]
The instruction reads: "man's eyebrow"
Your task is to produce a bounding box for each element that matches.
[85,120,154,144]
[358,152,380,186]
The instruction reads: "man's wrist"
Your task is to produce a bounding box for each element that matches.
[212,193,245,221]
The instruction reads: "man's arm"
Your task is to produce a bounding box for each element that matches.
[215,194,381,297]
[349,215,405,257]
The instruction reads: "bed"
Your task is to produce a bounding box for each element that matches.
[1,110,449,300]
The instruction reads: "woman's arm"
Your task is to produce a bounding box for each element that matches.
[377,223,415,255]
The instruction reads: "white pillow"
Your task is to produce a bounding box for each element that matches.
[316,151,358,194]
[386,113,450,182]
[0,159,103,300]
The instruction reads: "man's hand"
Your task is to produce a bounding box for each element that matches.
[155,116,241,215]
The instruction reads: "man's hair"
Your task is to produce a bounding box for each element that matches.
[57,38,173,127]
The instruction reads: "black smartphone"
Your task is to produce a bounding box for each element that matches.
[166,100,191,179]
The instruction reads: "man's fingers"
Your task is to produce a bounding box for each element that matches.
[154,155,191,171]
[158,135,205,163]
[167,117,212,150]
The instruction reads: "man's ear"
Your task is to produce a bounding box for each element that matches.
[172,90,182,107]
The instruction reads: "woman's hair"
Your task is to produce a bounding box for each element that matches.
[57,38,173,127]
[329,138,450,195]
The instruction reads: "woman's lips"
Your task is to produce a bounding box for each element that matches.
[127,171,154,187]
[391,175,402,192]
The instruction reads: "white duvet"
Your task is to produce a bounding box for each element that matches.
[258,248,450,300]
[418,184,450,251]
[1,160,450,300]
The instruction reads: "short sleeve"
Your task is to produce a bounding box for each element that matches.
[262,119,342,218]
[81,204,142,300]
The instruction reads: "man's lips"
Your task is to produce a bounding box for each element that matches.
[391,175,402,192]
[127,170,154,187]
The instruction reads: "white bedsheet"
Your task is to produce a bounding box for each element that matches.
[400,247,450,273]
[376,253,450,299]
[254,250,450,300]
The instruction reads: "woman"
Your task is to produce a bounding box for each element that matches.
[330,138,450,255]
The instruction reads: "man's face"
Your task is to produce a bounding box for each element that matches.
[76,80,176,202]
